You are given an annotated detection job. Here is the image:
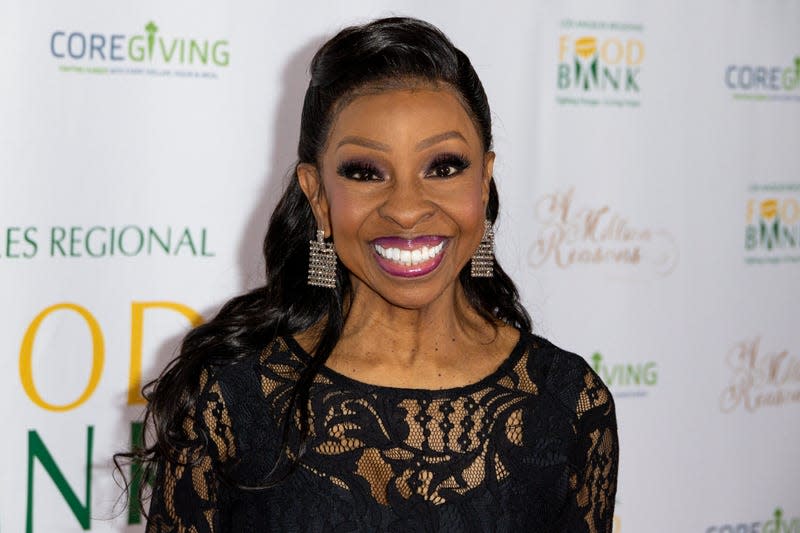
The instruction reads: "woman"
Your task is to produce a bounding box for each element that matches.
[134,16,618,532]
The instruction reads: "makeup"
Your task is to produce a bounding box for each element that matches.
[371,235,448,278]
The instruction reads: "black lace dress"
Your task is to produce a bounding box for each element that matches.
[146,332,618,532]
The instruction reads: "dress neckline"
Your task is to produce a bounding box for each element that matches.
[283,330,529,397]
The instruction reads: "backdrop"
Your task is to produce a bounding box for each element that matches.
[2,1,799,531]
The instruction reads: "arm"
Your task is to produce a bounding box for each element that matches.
[146,369,237,533]
[565,369,619,533]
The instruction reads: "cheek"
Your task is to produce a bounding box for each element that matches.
[436,177,487,224]
[451,180,489,245]
[325,184,372,236]
[461,201,488,244]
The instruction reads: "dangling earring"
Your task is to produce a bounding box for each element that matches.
[308,229,337,288]
[471,220,494,278]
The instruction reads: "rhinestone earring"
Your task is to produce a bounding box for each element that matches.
[307,229,337,288]
[470,220,494,278]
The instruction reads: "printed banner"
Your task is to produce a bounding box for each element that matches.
[2,1,798,531]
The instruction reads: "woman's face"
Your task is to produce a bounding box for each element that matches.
[298,85,494,310]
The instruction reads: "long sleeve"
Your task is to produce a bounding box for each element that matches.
[561,366,620,533]
[146,368,237,533]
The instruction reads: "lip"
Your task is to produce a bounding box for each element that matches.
[370,235,448,278]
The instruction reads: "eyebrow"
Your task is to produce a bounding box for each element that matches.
[415,130,467,151]
[335,130,468,152]
[336,136,390,152]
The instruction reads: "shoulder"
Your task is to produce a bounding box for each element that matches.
[170,342,287,477]
[206,336,301,394]
[518,332,616,423]
[202,336,306,442]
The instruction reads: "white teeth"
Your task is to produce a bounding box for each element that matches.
[374,242,445,265]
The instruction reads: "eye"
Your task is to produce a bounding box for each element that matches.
[336,160,384,181]
[425,153,471,178]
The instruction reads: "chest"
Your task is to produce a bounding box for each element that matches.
[226,388,578,532]
[299,387,576,505]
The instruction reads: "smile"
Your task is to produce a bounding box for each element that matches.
[374,241,445,264]
[370,236,448,278]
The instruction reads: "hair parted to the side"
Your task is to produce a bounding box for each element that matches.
[115,16,532,515]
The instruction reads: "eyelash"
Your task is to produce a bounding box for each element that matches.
[426,153,471,178]
[336,153,472,182]
[336,160,383,182]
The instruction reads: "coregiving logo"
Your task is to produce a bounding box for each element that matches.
[49,21,230,78]
[590,352,658,398]
[556,19,645,107]
[725,57,800,102]
[744,184,800,264]
[706,507,799,532]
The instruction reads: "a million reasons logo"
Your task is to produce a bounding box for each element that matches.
[527,187,678,278]
[744,184,800,264]
[49,21,230,78]
[706,507,800,532]
[725,57,800,102]
[556,19,645,107]
[719,336,800,413]
[590,352,658,398]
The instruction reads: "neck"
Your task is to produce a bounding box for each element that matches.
[337,278,495,367]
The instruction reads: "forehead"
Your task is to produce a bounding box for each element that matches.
[325,87,483,151]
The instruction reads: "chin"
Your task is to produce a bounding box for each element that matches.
[372,277,459,311]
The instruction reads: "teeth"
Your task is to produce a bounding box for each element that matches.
[374,242,445,265]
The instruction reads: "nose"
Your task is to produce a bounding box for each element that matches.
[377,178,436,229]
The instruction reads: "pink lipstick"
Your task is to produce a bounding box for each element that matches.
[371,236,448,278]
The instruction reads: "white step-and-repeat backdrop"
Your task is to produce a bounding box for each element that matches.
[2,1,798,531]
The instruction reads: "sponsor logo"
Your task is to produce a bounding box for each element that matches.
[706,507,800,532]
[19,300,204,530]
[719,336,800,413]
[556,19,644,107]
[49,21,230,78]
[725,57,800,102]
[0,225,215,258]
[527,187,678,278]
[745,184,800,264]
[590,352,658,398]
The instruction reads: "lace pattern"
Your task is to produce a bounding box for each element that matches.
[146,333,619,532]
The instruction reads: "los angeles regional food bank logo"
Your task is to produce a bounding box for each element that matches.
[556,19,644,107]
[719,337,800,413]
[745,184,800,264]
[49,21,230,78]
[0,224,214,259]
[527,187,678,278]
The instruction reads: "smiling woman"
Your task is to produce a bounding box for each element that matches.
[298,87,493,318]
[118,16,618,533]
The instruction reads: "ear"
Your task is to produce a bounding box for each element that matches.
[481,151,495,206]
[297,163,331,235]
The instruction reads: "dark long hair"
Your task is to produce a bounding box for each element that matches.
[118,15,531,513]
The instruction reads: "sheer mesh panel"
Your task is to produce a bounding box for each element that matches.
[147,334,619,532]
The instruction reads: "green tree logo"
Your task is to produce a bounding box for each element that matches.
[591,352,603,373]
[145,21,158,60]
